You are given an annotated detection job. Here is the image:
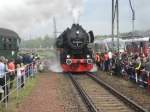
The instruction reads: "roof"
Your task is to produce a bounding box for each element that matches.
[95,37,150,44]
[95,37,124,44]
[0,28,20,39]
[123,37,150,42]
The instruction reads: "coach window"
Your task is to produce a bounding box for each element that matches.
[4,43,7,49]
[14,38,16,42]
[0,36,2,48]
[0,36,1,40]
[17,39,20,48]
[9,44,12,49]
[1,36,4,42]
[5,38,7,42]
[9,38,12,42]
[14,38,17,48]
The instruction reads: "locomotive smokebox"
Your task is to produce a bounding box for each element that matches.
[67,24,89,49]
[56,24,95,50]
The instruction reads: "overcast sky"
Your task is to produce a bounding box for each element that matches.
[0,0,149,39]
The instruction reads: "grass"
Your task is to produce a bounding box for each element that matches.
[0,76,38,112]
[38,51,56,59]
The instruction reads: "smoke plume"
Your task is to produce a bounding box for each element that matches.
[66,0,84,23]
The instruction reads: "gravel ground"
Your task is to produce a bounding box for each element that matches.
[97,71,150,112]
[17,71,88,112]
[76,75,135,112]
[17,72,64,112]
[57,74,88,112]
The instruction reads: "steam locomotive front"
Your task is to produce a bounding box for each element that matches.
[56,24,94,72]
[67,24,88,49]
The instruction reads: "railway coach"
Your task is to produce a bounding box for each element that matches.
[0,28,21,59]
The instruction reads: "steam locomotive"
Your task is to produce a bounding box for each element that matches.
[56,24,94,72]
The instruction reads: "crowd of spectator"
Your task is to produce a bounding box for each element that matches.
[0,53,41,103]
[95,51,150,91]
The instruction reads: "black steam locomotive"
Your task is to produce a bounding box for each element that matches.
[56,24,94,72]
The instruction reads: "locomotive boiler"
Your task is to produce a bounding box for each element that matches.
[56,24,94,72]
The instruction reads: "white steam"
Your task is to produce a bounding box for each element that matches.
[72,8,82,23]
[67,0,84,23]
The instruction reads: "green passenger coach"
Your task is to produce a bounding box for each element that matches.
[0,28,21,59]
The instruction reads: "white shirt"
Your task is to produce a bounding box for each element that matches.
[108,52,112,59]
[0,62,5,78]
[17,68,22,77]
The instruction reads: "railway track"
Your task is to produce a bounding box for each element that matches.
[69,73,148,112]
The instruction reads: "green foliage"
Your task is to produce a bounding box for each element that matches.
[95,35,110,40]
[20,35,56,48]
[37,50,56,59]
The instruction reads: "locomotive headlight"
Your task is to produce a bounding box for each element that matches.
[76,30,80,34]
[86,55,90,58]
[66,59,72,65]
[67,55,70,58]
[87,59,93,64]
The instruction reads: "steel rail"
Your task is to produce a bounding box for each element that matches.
[69,74,99,112]
[87,73,148,112]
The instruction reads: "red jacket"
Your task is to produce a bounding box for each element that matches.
[8,62,15,74]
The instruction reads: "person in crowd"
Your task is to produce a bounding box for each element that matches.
[0,57,5,99]
[121,56,129,80]
[28,54,34,76]
[104,52,109,72]
[126,58,135,80]
[38,62,44,72]
[15,54,23,66]
[8,59,15,89]
[95,53,100,68]
[108,51,112,70]
[22,54,28,65]
[3,58,9,101]
[29,60,34,77]
[0,56,9,102]
[111,53,116,75]
[132,55,141,83]
[16,64,22,89]
[23,53,32,65]
[20,63,25,87]
[99,53,104,70]
[139,58,147,87]
[34,54,39,60]
[33,60,38,75]
[113,56,122,76]
[145,58,150,90]
[145,57,150,72]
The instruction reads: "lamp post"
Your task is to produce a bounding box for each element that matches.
[116,0,120,53]
[112,0,119,53]
[112,0,115,51]
[53,16,57,38]
[129,0,135,33]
